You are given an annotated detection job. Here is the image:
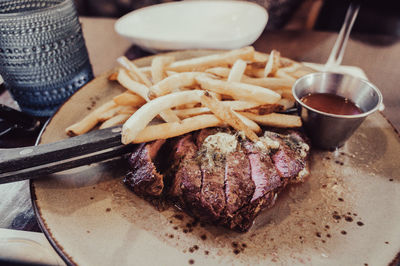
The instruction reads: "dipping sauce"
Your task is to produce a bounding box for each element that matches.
[301,93,363,115]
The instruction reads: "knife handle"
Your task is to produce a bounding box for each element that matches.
[0,126,136,184]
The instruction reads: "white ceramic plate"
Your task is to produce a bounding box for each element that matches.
[114,1,268,52]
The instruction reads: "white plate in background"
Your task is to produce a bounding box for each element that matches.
[114,1,268,52]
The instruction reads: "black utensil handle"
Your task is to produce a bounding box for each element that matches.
[0,126,135,181]
[0,143,134,184]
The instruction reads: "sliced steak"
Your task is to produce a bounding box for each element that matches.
[168,135,195,197]
[226,191,277,232]
[267,131,309,182]
[224,150,254,216]
[125,128,310,232]
[199,157,226,221]
[124,139,166,197]
[172,136,204,216]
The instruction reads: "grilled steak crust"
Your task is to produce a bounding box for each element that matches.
[124,140,165,196]
[224,150,254,216]
[125,128,310,232]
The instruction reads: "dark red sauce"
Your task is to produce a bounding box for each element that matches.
[301,93,363,115]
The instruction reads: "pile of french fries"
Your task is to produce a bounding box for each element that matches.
[66,46,313,144]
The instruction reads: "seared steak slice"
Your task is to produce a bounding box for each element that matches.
[267,131,309,182]
[224,150,254,216]
[168,135,195,197]
[124,139,166,196]
[199,158,226,221]
[243,141,281,202]
[227,191,277,232]
[171,136,204,216]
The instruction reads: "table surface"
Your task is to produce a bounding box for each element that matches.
[0,17,399,233]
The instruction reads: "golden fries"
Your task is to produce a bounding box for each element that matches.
[239,112,302,128]
[264,49,281,77]
[167,46,255,72]
[227,59,247,82]
[149,72,204,98]
[196,75,281,104]
[117,56,152,87]
[66,47,310,144]
[241,76,294,91]
[116,68,151,101]
[99,113,131,129]
[173,107,211,118]
[113,92,146,106]
[200,92,259,142]
[66,100,116,136]
[151,55,175,84]
[122,90,204,144]
[205,67,230,78]
[132,114,224,143]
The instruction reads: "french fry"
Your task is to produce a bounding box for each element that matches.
[116,68,179,122]
[275,69,296,82]
[113,92,146,106]
[173,100,263,119]
[196,75,281,104]
[122,90,204,144]
[281,90,295,101]
[173,107,211,118]
[151,55,175,84]
[239,112,302,128]
[208,91,222,100]
[242,104,283,115]
[245,66,265,78]
[118,106,137,115]
[253,51,269,62]
[108,72,118,81]
[117,56,152,87]
[166,70,178,76]
[99,113,131,129]
[205,67,230,78]
[149,72,204,98]
[200,92,259,142]
[264,50,281,77]
[132,114,224,143]
[65,100,116,136]
[139,66,151,76]
[240,76,295,91]
[97,105,125,121]
[235,112,262,134]
[278,63,301,74]
[116,68,151,101]
[222,100,262,110]
[159,109,181,123]
[167,46,255,72]
[277,98,295,110]
[227,59,247,82]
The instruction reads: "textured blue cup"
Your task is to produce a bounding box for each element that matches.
[0,0,93,116]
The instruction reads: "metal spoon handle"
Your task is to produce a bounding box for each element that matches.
[325,2,360,71]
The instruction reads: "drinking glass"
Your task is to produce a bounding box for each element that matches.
[0,0,93,116]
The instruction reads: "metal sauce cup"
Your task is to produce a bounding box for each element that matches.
[292,72,384,150]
